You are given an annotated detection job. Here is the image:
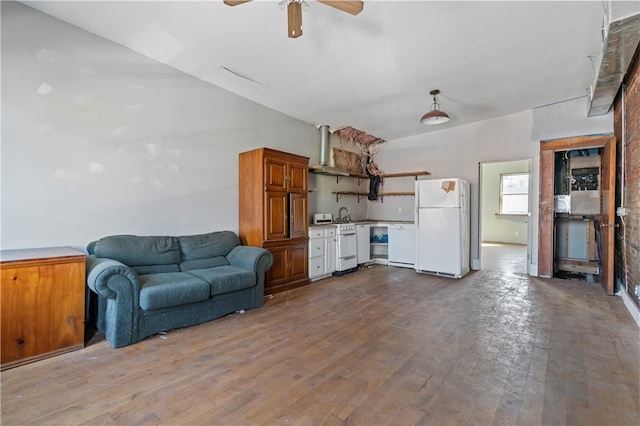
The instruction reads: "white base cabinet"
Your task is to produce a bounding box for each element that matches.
[356,224,372,265]
[309,226,336,281]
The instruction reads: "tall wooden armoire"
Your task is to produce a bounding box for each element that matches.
[239,148,310,294]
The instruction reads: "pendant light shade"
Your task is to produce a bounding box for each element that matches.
[420,89,450,125]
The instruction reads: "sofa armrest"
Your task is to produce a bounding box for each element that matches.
[86,255,142,347]
[86,255,141,300]
[226,246,274,274]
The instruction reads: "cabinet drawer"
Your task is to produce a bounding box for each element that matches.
[309,228,325,239]
[325,228,336,237]
[309,238,324,257]
[309,256,324,278]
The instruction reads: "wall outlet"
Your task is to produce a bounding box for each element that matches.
[515,231,519,236]
[617,206,627,217]
[398,207,403,213]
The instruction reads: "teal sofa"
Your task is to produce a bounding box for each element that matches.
[85,231,273,348]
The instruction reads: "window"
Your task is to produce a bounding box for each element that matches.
[500,173,529,214]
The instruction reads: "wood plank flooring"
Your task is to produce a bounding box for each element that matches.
[481,242,528,275]
[2,266,638,425]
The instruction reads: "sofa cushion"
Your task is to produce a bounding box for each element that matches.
[186,265,256,295]
[133,264,180,275]
[94,235,181,267]
[178,231,240,261]
[180,257,229,272]
[139,272,210,310]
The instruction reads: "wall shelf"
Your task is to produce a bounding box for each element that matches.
[331,191,416,203]
[331,171,430,202]
[350,171,431,182]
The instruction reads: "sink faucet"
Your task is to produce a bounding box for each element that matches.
[338,206,350,223]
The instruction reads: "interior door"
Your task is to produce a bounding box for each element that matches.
[538,135,616,294]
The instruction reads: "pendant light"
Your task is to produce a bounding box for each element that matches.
[420,89,450,125]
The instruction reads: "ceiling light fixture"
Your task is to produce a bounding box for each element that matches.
[420,89,450,125]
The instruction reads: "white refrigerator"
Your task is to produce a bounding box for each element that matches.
[415,178,470,278]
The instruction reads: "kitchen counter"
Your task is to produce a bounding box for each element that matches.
[309,219,413,228]
[352,220,414,225]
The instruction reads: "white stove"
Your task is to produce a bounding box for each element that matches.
[334,222,357,275]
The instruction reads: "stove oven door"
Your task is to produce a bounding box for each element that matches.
[336,233,357,271]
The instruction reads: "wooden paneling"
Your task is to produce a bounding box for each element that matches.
[238,149,265,247]
[1,247,85,370]
[599,135,616,294]
[538,149,555,278]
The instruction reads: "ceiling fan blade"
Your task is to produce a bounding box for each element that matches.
[223,0,252,6]
[288,1,303,38]
[316,0,363,16]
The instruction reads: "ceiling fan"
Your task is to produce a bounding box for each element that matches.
[223,0,364,38]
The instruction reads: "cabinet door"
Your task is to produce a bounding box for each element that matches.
[288,242,308,283]
[265,245,289,288]
[288,162,308,193]
[265,192,288,241]
[265,157,288,192]
[325,236,336,274]
[1,260,84,367]
[289,192,308,240]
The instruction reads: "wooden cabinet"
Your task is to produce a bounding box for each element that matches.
[1,247,86,370]
[239,148,310,294]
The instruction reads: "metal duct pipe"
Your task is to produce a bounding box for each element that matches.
[319,125,330,166]
[588,12,640,116]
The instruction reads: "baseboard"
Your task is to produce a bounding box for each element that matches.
[619,287,640,327]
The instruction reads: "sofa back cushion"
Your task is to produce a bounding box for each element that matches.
[178,231,239,271]
[93,235,181,273]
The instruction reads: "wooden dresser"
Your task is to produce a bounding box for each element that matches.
[239,147,310,294]
[1,247,86,370]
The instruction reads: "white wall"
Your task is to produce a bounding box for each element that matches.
[480,160,530,244]
[2,2,615,274]
[366,111,539,270]
[351,98,612,274]
[1,2,317,250]
[532,96,613,141]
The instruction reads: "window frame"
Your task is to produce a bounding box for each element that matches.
[499,172,529,215]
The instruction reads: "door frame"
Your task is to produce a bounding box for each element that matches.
[538,134,616,294]
[478,158,533,275]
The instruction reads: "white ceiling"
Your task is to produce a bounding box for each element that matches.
[21,0,607,141]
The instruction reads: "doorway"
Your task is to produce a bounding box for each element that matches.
[479,159,532,275]
[538,135,616,294]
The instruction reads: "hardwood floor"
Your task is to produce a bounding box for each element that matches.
[481,242,527,275]
[2,266,638,425]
